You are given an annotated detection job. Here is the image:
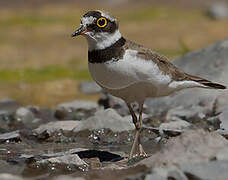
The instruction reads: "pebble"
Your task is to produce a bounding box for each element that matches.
[0,130,21,143]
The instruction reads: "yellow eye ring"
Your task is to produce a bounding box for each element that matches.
[97,17,107,28]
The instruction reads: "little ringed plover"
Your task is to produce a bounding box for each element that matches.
[72,10,226,159]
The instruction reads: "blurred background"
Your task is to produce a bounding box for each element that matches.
[0,0,228,108]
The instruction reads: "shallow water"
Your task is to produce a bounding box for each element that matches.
[0,129,160,179]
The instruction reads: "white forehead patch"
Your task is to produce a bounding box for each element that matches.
[97,10,116,22]
[81,16,96,26]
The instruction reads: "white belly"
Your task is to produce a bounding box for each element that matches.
[88,49,172,102]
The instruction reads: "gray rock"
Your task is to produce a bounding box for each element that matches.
[33,120,78,135]
[145,126,183,137]
[36,154,88,168]
[145,38,228,118]
[14,106,56,129]
[41,148,88,158]
[15,107,35,125]
[27,105,56,122]
[214,94,228,130]
[57,100,98,112]
[98,93,129,116]
[55,100,99,120]
[0,174,23,180]
[207,2,228,20]
[146,160,228,180]
[34,108,134,136]
[72,108,135,133]
[159,119,191,136]
[180,160,228,180]
[165,105,222,130]
[166,105,207,122]
[0,130,21,143]
[98,92,149,116]
[78,81,102,94]
[138,129,228,168]
[159,108,192,138]
[145,166,188,180]
[12,148,89,166]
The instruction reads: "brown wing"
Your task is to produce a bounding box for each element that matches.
[123,40,188,81]
[122,40,226,89]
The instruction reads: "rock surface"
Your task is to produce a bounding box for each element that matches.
[180,160,228,180]
[0,130,21,143]
[15,107,35,124]
[57,100,99,112]
[55,100,99,120]
[145,166,188,180]
[159,119,191,137]
[72,108,135,133]
[98,92,130,116]
[139,129,228,167]
[33,120,78,135]
[36,154,88,169]
[165,105,207,122]
[34,108,135,137]
[214,94,228,130]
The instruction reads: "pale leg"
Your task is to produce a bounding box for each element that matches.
[127,103,140,159]
[127,102,147,159]
[138,102,147,156]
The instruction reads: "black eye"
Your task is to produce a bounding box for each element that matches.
[97,17,107,28]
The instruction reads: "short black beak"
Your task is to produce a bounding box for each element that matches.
[71,26,87,37]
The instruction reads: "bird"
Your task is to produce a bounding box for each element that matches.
[71,10,226,159]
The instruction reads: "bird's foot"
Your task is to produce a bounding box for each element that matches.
[127,153,148,165]
[128,144,148,164]
[139,144,148,157]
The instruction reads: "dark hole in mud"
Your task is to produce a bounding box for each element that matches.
[75,150,123,162]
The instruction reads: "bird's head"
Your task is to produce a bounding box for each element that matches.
[72,10,122,51]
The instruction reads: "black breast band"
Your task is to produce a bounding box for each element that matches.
[88,37,126,63]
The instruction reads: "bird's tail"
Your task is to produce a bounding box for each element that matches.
[186,74,226,89]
